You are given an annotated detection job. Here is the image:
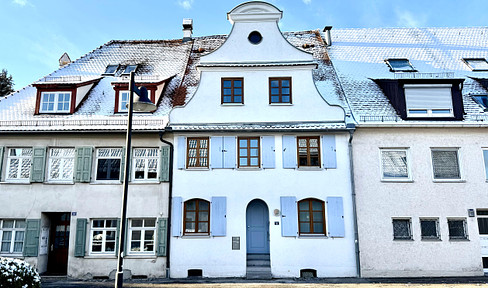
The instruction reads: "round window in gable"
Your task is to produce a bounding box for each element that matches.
[248,31,263,45]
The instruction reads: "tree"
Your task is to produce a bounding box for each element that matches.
[0,69,14,96]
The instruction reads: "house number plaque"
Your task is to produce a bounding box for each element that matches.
[232,237,240,250]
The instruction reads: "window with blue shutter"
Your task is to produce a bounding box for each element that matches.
[327,197,345,237]
[483,150,488,180]
[74,147,93,182]
[30,147,46,183]
[171,197,183,237]
[177,137,186,169]
[280,196,298,236]
[156,218,168,256]
[23,219,40,257]
[160,146,170,182]
[210,137,223,168]
[0,147,4,181]
[261,136,275,169]
[74,218,87,257]
[211,197,226,236]
[322,135,337,169]
[282,136,297,168]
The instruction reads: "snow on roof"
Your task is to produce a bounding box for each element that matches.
[327,27,488,125]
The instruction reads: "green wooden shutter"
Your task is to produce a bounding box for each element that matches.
[74,147,93,183]
[23,219,40,257]
[115,218,128,256]
[156,218,168,256]
[160,146,170,182]
[30,147,46,183]
[74,218,87,257]
[0,146,4,182]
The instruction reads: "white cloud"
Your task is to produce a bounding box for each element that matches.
[178,0,194,10]
[395,10,427,27]
[302,0,311,4]
[12,0,28,6]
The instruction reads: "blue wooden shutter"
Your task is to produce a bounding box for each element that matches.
[74,218,87,257]
[74,147,93,182]
[30,147,46,182]
[210,136,223,168]
[119,148,126,182]
[171,197,183,237]
[282,136,297,169]
[322,135,337,169]
[160,146,170,182]
[177,137,186,169]
[23,219,40,257]
[327,197,345,237]
[280,196,298,236]
[0,147,4,181]
[261,136,275,169]
[484,150,488,180]
[223,136,236,169]
[211,197,226,236]
[156,218,168,256]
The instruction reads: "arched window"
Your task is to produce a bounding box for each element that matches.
[184,199,210,235]
[298,198,325,235]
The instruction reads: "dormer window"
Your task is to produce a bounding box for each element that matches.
[103,65,119,75]
[385,59,416,72]
[404,84,453,117]
[463,58,488,71]
[122,65,138,75]
[118,91,129,112]
[39,92,72,113]
[472,95,488,111]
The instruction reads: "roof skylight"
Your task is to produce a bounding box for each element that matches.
[385,58,416,72]
[472,95,488,111]
[103,65,119,75]
[122,65,138,75]
[463,58,488,71]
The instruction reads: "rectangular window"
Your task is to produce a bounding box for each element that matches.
[269,77,292,104]
[221,78,243,104]
[184,199,210,235]
[483,257,488,269]
[119,91,129,112]
[129,219,156,254]
[186,138,209,168]
[463,58,488,71]
[238,137,260,167]
[0,220,26,254]
[392,219,412,240]
[477,210,488,235]
[297,136,320,167]
[48,148,75,182]
[385,58,416,72]
[6,148,33,181]
[420,219,440,240]
[96,148,122,180]
[448,219,467,240]
[431,149,461,180]
[103,64,119,75]
[380,149,410,180]
[132,148,159,181]
[404,84,453,118]
[39,92,71,113]
[298,199,325,235]
[90,219,117,254]
[122,65,138,75]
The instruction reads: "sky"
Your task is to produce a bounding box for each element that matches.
[1,0,487,90]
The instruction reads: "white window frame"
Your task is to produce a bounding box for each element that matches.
[128,218,156,255]
[118,91,129,112]
[5,147,33,183]
[0,219,26,255]
[39,92,72,113]
[419,218,440,240]
[379,148,412,182]
[447,218,468,240]
[47,147,75,183]
[95,148,123,182]
[89,219,117,254]
[431,148,463,182]
[392,218,412,240]
[131,148,159,182]
[404,84,454,118]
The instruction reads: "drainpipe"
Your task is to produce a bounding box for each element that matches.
[348,126,361,278]
[159,129,174,278]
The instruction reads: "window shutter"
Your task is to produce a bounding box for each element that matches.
[23,219,40,257]
[177,136,186,169]
[119,147,126,182]
[156,218,168,256]
[74,218,87,257]
[115,219,120,256]
[30,147,46,183]
[327,197,345,237]
[115,218,128,256]
[0,146,4,182]
[210,136,223,168]
[211,197,226,236]
[280,196,298,236]
[74,147,93,182]
[282,136,297,169]
[405,85,453,110]
[261,136,275,169]
[171,197,183,237]
[321,135,337,169]
[484,150,488,180]
[160,146,170,182]
[223,136,236,169]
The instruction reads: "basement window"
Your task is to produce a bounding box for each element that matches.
[103,65,119,75]
[385,58,416,72]
[122,65,138,75]
[463,58,488,71]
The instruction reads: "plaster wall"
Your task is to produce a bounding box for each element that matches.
[352,127,488,277]
[170,132,356,278]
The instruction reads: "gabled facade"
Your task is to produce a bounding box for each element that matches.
[167,2,356,278]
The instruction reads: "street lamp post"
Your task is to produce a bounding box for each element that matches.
[115,72,156,288]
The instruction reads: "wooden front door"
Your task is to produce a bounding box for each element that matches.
[47,213,70,275]
[246,200,270,254]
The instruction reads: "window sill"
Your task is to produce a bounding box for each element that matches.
[236,167,261,171]
[432,179,465,183]
[381,179,414,183]
[185,168,210,171]
[0,253,23,257]
[130,180,160,184]
[85,254,117,259]
[124,254,157,259]
[393,238,414,241]
[1,181,30,184]
[90,181,122,185]
[297,167,322,171]
[221,103,244,106]
[180,234,211,239]
[45,181,75,185]
[269,103,293,106]
[449,238,469,242]
[421,238,442,241]
[298,234,328,239]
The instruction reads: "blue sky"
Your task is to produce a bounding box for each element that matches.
[1,0,487,90]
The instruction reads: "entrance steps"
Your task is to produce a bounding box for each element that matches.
[246,254,271,279]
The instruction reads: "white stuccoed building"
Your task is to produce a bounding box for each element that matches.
[168,2,357,278]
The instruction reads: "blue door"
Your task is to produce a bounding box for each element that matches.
[246,199,270,254]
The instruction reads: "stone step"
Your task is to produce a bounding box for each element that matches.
[246,266,271,273]
[246,266,272,280]
[246,259,270,266]
[246,254,270,261]
[246,272,272,280]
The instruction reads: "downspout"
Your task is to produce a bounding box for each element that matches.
[159,129,174,278]
[348,128,361,278]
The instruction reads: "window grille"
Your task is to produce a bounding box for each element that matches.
[448,219,467,240]
[432,150,460,179]
[393,219,411,240]
[420,219,439,239]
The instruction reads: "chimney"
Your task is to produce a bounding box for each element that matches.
[59,52,71,67]
[182,18,193,42]
[323,26,332,46]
